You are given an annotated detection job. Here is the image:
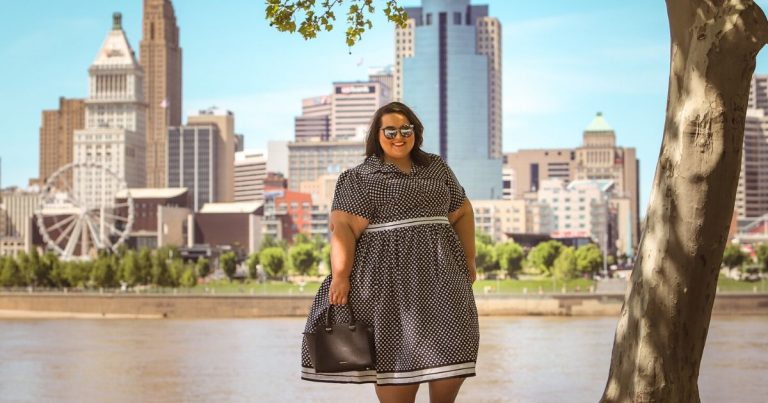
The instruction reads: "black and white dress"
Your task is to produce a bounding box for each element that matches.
[300,153,479,385]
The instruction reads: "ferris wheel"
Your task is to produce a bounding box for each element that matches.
[36,162,134,260]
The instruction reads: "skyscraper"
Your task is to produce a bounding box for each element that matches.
[140,0,182,188]
[167,124,219,211]
[187,107,236,203]
[234,150,267,202]
[397,0,503,199]
[38,97,85,184]
[736,108,768,219]
[73,13,146,207]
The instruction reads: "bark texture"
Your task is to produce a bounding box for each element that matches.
[601,1,768,402]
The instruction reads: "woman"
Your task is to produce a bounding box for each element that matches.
[301,102,478,403]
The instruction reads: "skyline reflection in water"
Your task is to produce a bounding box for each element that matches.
[0,316,766,402]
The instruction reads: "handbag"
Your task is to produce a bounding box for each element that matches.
[303,303,376,373]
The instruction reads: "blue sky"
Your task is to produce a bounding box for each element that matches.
[2,0,768,214]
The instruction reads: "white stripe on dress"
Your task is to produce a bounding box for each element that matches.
[300,362,475,384]
[364,216,450,233]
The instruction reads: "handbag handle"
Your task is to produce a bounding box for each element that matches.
[325,303,358,333]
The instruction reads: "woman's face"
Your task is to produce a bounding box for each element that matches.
[378,113,415,162]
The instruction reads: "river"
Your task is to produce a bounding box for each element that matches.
[0,316,766,402]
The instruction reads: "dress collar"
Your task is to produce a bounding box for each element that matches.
[362,154,419,175]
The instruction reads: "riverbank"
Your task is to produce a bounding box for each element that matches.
[1,292,767,318]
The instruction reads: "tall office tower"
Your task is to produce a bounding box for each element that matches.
[398,0,503,199]
[330,81,389,141]
[167,124,219,211]
[394,16,416,102]
[736,108,768,219]
[188,107,236,203]
[476,16,502,159]
[234,150,267,202]
[749,75,768,110]
[295,96,331,142]
[38,97,85,184]
[1,189,39,240]
[73,13,147,207]
[140,0,182,188]
[573,113,639,253]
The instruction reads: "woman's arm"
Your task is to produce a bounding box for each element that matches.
[448,198,477,282]
[328,210,369,304]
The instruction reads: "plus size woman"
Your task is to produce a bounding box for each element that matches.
[301,102,478,403]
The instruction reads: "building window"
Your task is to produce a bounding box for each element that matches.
[454,12,461,24]
[426,13,432,25]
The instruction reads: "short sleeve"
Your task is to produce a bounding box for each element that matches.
[331,170,373,220]
[443,160,467,213]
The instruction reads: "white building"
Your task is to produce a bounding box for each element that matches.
[73,13,146,207]
[287,141,366,191]
[471,199,527,243]
[330,81,390,141]
[267,141,289,175]
[234,150,267,202]
[538,179,615,246]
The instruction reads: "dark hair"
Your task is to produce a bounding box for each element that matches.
[365,101,431,167]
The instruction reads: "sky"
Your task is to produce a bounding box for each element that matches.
[2,0,768,215]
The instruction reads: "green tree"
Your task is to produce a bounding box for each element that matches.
[260,247,287,279]
[15,252,31,286]
[43,252,65,287]
[0,257,24,287]
[64,260,91,288]
[755,243,768,274]
[495,242,525,278]
[91,255,117,288]
[167,259,184,287]
[246,252,260,279]
[474,242,498,274]
[722,243,746,270]
[289,243,317,276]
[120,250,141,287]
[527,240,564,276]
[25,249,50,287]
[220,252,238,281]
[575,244,604,277]
[150,251,171,287]
[321,243,331,275]
[137,248,153,285]
[311,234,327,250]
[179,264,198,288]
[260,234,279,251]
[293,233,311,245]
[265,0,408,47]
[196,257,211,279]
[553,247,578,280]
[475,232,493,247]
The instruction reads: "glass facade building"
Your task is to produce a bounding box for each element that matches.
[402,0,503,200]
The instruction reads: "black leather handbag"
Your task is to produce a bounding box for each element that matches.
[303,303,376,373]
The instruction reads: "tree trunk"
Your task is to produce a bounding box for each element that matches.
[601,1,768,402]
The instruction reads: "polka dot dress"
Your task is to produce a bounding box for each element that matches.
[301,153,479,385]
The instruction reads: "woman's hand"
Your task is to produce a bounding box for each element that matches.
[329,276,350,305]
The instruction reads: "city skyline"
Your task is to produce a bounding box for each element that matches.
[4,0,768,214]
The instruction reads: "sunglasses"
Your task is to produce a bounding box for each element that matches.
[381,124,415,139]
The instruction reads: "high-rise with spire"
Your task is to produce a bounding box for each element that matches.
[73,13,146,206]
[140,0,182,188]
